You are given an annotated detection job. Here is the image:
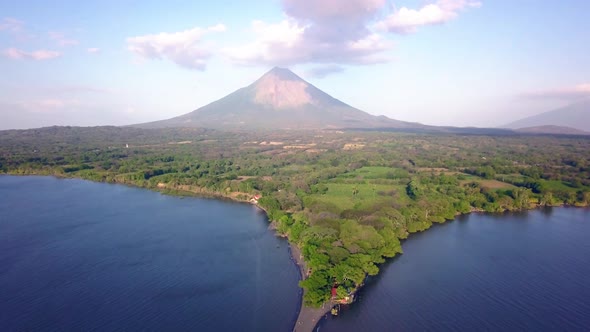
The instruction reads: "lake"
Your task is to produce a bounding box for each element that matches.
[2,176,589,332]
[318,207,590,331]
[0,176,300,331]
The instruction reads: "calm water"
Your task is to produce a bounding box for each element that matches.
[319,208,590,331]
[0,176,300,332]
[3,176,590,332]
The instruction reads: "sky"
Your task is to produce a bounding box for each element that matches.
[1,0,589,130]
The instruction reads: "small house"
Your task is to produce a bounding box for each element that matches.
[250,194,261,204]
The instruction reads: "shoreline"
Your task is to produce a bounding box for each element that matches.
[5,173,588,211]
[289,242,333,332]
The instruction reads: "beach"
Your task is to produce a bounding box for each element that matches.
[290,243,333,332]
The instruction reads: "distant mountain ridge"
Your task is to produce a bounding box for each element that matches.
[504,99,590,132]
[137,67,424,130]
[515,125,590,135]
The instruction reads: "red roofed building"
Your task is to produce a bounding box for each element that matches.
[250,194,261,204]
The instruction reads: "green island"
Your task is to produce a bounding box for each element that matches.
[2,126,589,330]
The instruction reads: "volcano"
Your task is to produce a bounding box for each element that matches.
[138,67,423,130]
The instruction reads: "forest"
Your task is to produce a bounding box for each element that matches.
[1,126,589,307]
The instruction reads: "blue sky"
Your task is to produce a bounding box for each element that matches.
[1,0,589,129]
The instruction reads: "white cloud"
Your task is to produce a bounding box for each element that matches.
[87,47,100,54]
[521,83,590,100]
[226,0,390,68]
[378,0,481,34]
[126,24,226,70]
[2,47,61,60]
[226,20,389,66]
[225,20,305,66]
[48,31,79,46]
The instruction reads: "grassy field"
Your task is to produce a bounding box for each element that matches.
[339,166,410,180]
[478,180,516,189]
[309,182,401,212]
[458,178,516,189]
[305,166,415,213]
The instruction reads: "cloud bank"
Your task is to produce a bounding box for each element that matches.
[226,0,389,67]
[225,0,480,70]
[127,24,226,70]
[2,47,61,60]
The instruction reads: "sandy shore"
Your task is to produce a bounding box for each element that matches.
[289,243,333,332]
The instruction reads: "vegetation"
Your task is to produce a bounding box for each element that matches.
[1,126,589,307]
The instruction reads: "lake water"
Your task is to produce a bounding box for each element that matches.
[0,176,300,331]
[2,176,589,332]
[319,207,590,331]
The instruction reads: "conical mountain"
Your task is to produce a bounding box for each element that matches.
[138,67,423,130]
